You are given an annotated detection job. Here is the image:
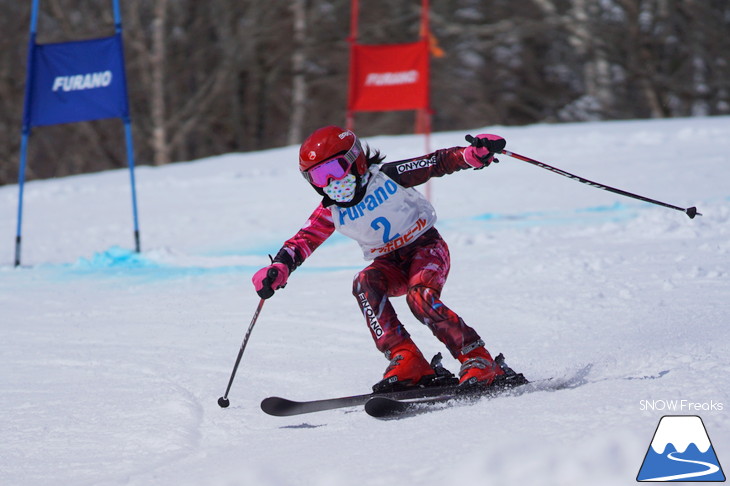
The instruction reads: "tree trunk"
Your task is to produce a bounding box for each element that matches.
[288,0,307,146]
[151,0,170,166]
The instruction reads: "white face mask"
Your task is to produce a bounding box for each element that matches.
[323,174,358,203]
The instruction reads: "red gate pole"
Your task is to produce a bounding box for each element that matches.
[346,0,359,131]
[419,0,433,199]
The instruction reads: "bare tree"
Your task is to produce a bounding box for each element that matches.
[150,0,169,165]
[288,0,307,145]
[1,0,729,186]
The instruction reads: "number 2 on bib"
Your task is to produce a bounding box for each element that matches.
[371,217,401,244]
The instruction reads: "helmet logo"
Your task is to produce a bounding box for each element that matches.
[308,150,317,161]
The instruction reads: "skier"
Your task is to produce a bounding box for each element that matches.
[253,126,523,392]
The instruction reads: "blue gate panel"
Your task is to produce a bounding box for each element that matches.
[25,34,129,127]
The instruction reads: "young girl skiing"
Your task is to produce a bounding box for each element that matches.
[253,126,524,392]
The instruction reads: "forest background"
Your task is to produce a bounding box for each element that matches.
[1,0,728,185]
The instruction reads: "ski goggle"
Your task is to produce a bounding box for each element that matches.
[302,141,362,188]
[303,156,353,187]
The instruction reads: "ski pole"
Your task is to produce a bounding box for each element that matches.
[218,298,265,408]
[218,269,277,408]
[465,135,700,219]
[500,149,700,219]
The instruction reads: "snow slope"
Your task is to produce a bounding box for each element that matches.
[1,117,728,486]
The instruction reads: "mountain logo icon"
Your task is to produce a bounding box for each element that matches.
[637,415,725,482]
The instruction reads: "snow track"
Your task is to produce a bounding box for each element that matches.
[1,116,728,485]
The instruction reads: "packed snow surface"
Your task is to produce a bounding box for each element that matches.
[1,117,728,486]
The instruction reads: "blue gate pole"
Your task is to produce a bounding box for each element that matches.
[15,0,41,267]
[15,133,30,267]
[123,121,141,253]
[113,0,141,253]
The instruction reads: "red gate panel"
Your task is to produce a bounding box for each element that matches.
[348,40,430,112]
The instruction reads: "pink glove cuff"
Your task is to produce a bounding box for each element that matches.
[463,146,492,168]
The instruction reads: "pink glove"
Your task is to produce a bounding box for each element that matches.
[252,262,289,299]
[463,134,506,168]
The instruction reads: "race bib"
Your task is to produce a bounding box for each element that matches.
[331,168,436,259]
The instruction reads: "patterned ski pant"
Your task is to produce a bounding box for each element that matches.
[352,228,483,359]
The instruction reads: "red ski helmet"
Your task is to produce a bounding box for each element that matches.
[299,126,367,178]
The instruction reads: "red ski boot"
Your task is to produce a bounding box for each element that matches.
[372,339,436,393]
[458,346,505,387]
